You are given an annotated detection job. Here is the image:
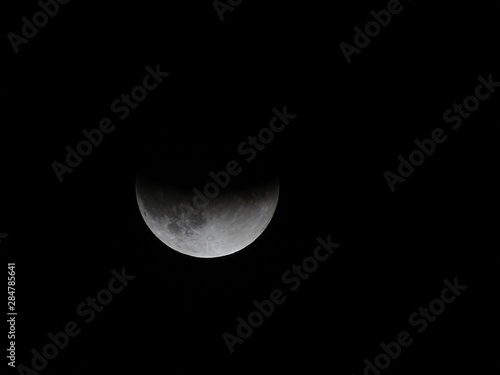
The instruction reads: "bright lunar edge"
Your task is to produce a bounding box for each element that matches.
[136,174,280,258]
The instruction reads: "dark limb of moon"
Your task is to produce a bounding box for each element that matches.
[135,176,279,258]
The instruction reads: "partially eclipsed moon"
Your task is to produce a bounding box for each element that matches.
[135,177,279,258]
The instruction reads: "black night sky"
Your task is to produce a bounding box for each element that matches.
[2,1,498,374]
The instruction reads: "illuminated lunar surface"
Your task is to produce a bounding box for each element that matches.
[136,177,279,258]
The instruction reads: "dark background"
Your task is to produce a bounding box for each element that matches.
[2,0,498,374]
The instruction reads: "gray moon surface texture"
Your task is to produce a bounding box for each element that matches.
[136,177,280,258]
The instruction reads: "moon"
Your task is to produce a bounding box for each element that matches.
[135,176,280,258]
